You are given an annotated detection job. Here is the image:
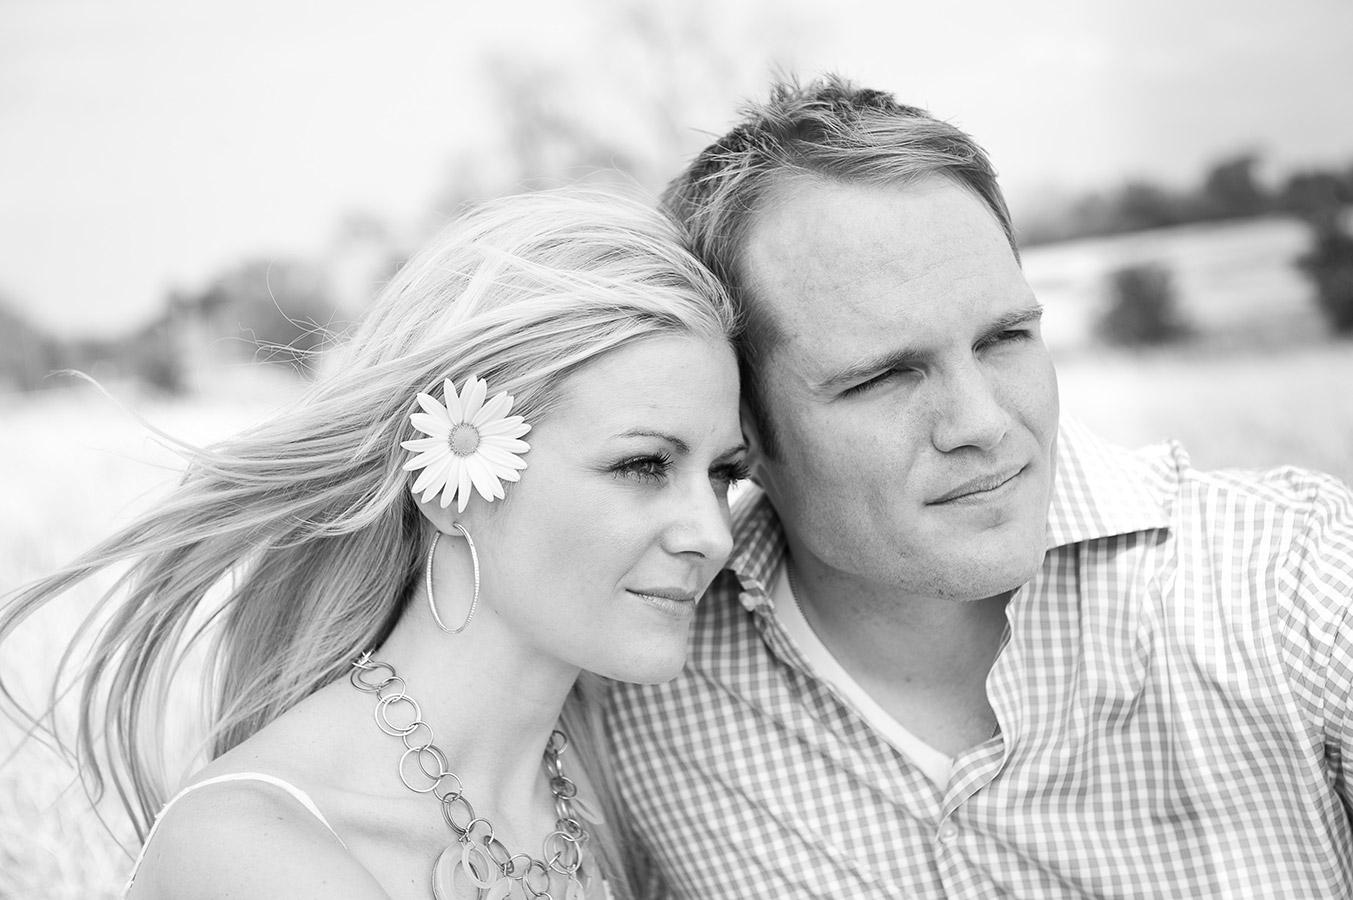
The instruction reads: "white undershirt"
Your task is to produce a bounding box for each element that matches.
[771,559,954,789]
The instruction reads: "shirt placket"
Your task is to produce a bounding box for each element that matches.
[928,585,1025,898]
[748,595,980,895]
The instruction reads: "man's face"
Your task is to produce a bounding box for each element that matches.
[740,174,1059,602]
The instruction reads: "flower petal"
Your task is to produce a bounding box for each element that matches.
[423,473,452,507]
[477,416,529,438]
[415,392,446,418]
[400,437,445,453]
[461,376,488,422]
[410,412,450,438]
[440,458,465,506]
[472,391,513,427]
[442,378,464,423]
[453,462,473,512]
[435,461,458,509]
[412,454,452,495]
[403,447,449,472]
[476,444,528,470]
[467,457,503,503]
[481,437,530,455]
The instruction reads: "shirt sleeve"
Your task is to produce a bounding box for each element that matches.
[1288,473,1353,809]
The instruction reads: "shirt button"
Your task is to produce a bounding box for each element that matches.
[937,822,959,843]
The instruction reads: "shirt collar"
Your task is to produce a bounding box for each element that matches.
[1046,417,1174,548]
[725,490,787,614]
[725,417,1174,613]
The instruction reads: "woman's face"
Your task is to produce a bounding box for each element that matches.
[469,333,745,683]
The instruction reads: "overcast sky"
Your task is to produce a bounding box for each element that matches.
[3,0,1351,337]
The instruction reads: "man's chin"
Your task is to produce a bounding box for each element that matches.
[938,544,1047,603]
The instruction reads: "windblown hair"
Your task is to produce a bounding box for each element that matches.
[0,189,736,898]
[661,72,1015,456]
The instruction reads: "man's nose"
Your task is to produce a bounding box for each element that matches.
[930,362,1011,453]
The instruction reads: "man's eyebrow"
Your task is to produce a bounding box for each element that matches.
[816,303,1044,394]
[614,429,691,455]
[980,304,1044,339]
[714,442,749,461]
[817,346,926,394]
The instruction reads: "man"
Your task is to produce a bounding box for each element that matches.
[606,74,1353,897]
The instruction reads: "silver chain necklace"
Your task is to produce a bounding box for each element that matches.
[350,652,596,900]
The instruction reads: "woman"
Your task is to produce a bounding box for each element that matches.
[0,190,746,899]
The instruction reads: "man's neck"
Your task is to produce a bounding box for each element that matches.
[785,552,1010,756]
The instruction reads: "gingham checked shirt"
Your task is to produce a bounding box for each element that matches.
[606,420,1353,898]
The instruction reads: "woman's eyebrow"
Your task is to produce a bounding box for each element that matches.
[613,428,690,454]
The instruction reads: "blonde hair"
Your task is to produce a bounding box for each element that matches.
[0,188,737,896]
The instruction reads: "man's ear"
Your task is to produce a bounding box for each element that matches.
[739,397,769,487]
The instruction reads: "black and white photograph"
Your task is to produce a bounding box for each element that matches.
[2,1,1351,897]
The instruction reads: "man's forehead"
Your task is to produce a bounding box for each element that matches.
[735,173,1030,373]
[740,174,973,292]
[739,179,934,323]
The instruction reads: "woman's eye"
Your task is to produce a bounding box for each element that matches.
[612,454,672,484]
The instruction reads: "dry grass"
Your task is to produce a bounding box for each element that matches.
[2,335,1350,897]
[0,376,300,899]
[1057,339,1353,485]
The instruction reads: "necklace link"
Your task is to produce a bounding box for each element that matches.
[351,653,594,897]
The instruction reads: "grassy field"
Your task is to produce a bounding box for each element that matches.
[1057,340,1353,484]
[0,375,303,900]
[2,216,1351,896]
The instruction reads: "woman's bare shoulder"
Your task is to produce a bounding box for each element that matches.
[126,777,389,900]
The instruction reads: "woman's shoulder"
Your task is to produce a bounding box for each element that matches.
[126,771,388,900]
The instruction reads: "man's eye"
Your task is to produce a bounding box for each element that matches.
[980,329,1031,350]
[841,369,909,399]
[710,459,751,491]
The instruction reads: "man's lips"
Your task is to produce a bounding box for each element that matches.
[928,465,1027,504]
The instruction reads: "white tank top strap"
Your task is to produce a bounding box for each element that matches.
[123,772,346,896]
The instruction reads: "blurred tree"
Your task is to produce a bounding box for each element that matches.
[1297,230,1353,333]
[1280,169,1352,231]
[1112,180,1193,232]
[1020,152,1348,246]
[0,295,63,392]
[325,211,407,315]
[121,318,188,394]
[430,0,811,215]
[1094,262,1192,346]
[173,259,340,374]
[1277,166,1353,334]
[1200,153,1269,220]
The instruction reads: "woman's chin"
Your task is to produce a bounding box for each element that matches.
[590,645,689,685]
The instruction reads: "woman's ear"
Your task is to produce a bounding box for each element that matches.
[409,490,487,537]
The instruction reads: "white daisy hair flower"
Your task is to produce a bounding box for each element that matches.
[400,375,531,513]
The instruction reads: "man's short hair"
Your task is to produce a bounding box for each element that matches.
[662,73,1016,457]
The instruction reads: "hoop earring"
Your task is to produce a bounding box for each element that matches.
[425,522,480,634]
